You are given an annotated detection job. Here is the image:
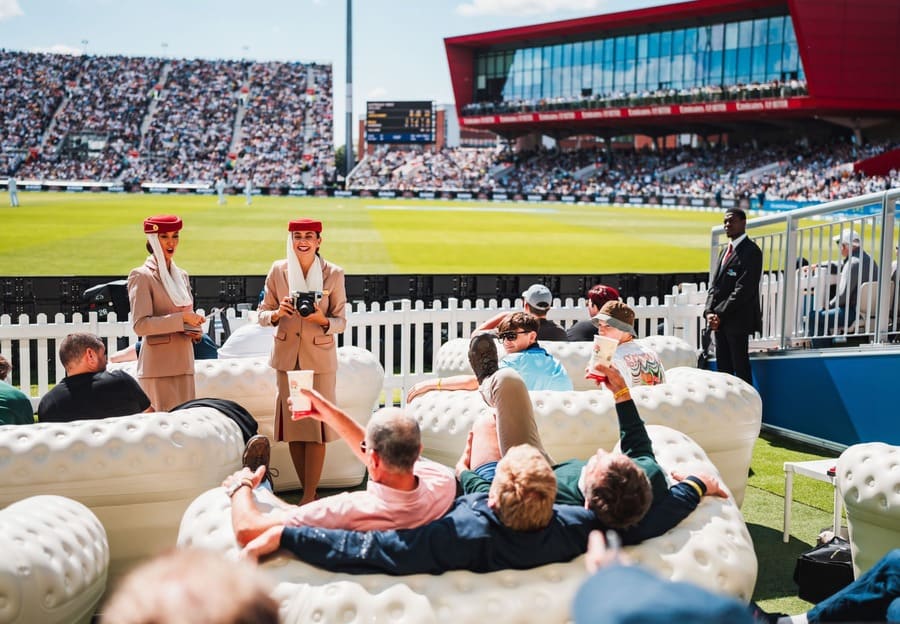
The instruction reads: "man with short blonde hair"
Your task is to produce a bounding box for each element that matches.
[488,444,556,532]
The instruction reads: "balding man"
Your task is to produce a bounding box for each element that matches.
[225,390,456,551]
[37,332,151,422]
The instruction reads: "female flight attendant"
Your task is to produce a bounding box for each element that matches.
[258,218,346,504]
[127,214,205,411]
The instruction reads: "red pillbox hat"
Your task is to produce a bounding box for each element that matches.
[288,218,322,233]
[143,215,183,234]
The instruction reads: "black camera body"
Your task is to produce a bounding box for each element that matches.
[291,290,323,317]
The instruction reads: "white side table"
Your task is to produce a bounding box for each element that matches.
[783,459,842,543]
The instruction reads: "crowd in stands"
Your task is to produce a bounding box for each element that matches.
[1,49,334,185]
[462,79,808,116]
[17,55,162,181]
[348,138,900,203]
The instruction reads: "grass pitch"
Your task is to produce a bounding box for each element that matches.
[0,192,725,276]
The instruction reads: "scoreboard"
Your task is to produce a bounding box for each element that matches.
[366,101,435,144]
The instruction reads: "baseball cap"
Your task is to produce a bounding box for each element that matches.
[522,284,553,310]
[592,301,637,336]
[834,230,860,246]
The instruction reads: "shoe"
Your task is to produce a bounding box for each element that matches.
[468,332,499,383]
[242,435,270,473]
[242,434,279,488]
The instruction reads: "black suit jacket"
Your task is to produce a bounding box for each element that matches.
[704,237,763,335]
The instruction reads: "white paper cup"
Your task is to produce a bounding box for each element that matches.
[588,335,618,381]
[287,369,315,417]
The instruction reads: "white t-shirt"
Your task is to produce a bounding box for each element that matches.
[613,340,666,387]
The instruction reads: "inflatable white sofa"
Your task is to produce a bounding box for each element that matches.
[177,425,757,624]
[836,442,900,576]
[0,407,243,586]
[433,335,698,391]
[112,346,385,492]
[0,495,108,624]
[411,366,760,507]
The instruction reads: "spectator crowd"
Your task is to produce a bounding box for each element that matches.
[0,49,334,185]
[2,49,900,204]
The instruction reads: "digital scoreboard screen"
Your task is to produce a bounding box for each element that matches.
[366,101,434,144]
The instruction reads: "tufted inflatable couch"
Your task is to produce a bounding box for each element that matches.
[433,335,697,391]
[111,346,385,492]
[0,495,108,624]
[411,366,760,507]
[177,424,757,624]
[836,442,900,577]
[0,407,243,586]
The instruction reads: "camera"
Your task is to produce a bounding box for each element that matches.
[291,291,323,317]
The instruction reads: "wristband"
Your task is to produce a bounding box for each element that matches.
[684,475,707,498]
[613,387,630,400]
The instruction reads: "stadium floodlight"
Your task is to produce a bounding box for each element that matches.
[345,0,354,181]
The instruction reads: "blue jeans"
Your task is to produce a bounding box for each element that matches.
[807,548,900,622]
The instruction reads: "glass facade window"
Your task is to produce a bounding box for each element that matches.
[469,12,807,111]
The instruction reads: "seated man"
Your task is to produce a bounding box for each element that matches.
[591,301,665,387]
[476,283,568,342]
[567,283,621,342]
[406,311,572,402]
[243,443,718,574]
[806,230,879,347]
[574,533,900,624]
[37,332,151,422]
[224,390,456,547]
[0,354,33,425]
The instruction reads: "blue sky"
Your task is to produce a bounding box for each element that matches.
[0,0,666,145]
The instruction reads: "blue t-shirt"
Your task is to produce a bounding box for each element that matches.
[500,344,573,391]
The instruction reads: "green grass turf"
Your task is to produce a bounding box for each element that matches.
[745,431,843,615]
[0,192,727,276]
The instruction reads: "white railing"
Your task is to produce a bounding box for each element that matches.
[1,285,708,403]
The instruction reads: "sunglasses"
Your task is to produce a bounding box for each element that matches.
[499,330,527,341]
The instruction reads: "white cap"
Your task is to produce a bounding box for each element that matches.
[834,230,860,246]
[521,284,552,310]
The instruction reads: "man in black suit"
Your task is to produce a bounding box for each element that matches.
[704,208,762,385]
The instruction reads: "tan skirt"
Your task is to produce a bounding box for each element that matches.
[274,369,338,443]
[140,374,195,412]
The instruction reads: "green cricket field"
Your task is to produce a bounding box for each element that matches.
[0,192,726,276]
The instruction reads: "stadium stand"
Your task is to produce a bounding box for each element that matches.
[1,50,334,186]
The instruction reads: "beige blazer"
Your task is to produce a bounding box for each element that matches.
[258,257,347,373]
[127,256,195,378]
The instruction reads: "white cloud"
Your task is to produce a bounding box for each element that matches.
[0,0,24,21]
[456,0,601,17]
[30,44,85,56]
[367,86,388,99]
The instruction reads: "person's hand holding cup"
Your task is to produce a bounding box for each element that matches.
[586,335,618,384]
[287,370,315,420]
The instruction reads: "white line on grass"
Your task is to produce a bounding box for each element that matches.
[365,204,559,215]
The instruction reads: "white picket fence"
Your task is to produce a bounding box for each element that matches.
[0,284,709,403]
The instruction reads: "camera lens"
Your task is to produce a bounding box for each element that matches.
[297,300,314,317]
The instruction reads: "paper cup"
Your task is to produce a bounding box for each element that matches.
[587,335,618,381]
[287,369,315,418]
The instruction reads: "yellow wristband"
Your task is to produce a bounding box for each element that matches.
[613,387,630,400]
[684,479,703,498]
[437,378,442,390]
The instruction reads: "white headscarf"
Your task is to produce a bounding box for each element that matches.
[146,233,193,307]
[286,234,324,293]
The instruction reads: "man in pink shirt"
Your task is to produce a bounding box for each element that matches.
[224,389,456,549]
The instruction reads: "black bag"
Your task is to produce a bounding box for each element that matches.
[793,536,854,603]
[698,327,712,369]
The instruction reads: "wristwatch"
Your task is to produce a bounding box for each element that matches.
[226,478,253,498]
